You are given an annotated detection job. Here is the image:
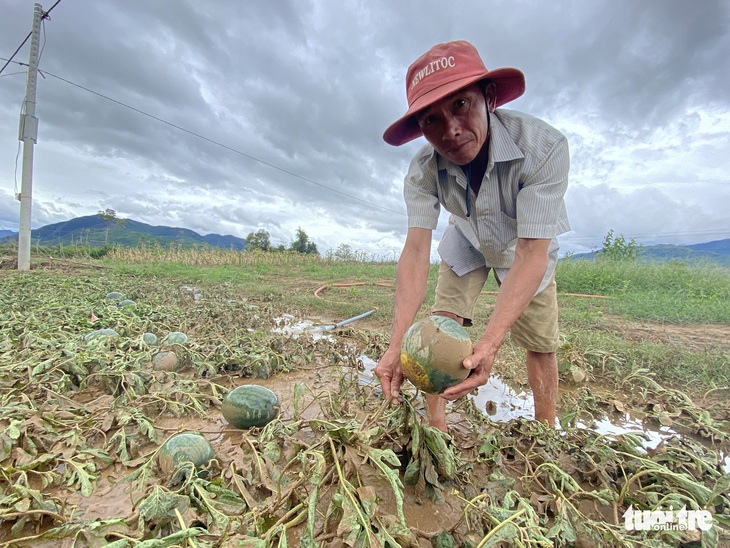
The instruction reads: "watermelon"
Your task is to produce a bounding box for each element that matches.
[117,299,136,308]
[83,328,119,342]
[221,385,280,429]
[400,316,472,394]
[105,291,124,300]
[151,350,180,371]
[142,332,158,345]
[166,332,188,345]
[158,432,214,474]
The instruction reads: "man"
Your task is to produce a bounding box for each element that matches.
[375,40,570,431]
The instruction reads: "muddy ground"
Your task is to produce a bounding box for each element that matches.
[0,264,728,547]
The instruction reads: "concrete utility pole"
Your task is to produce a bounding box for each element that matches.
[17,3,44,271]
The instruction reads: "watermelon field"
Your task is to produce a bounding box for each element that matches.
[0,248,728,547]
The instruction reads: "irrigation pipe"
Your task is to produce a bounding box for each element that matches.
[314,309,377,331]
[481,290,609,299]
[314,281,393,299]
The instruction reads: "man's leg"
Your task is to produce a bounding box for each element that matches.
[427,262,488,431]
[509,276,560,426]
[526,350,558,426]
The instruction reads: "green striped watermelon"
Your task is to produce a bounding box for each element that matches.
[166,332,188,345]
[400,316,472,394]
[158,432,214,474]
[83,328,119,342]
[221,385,280,429]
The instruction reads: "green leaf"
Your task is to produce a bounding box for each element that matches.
[137,485,189,529]
[368,448,406,529]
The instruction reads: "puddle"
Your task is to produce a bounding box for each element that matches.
[273,314,335,341]
[469,376,534,422]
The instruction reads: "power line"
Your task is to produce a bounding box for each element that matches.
[0,0,61,75]
[37,70,407,217]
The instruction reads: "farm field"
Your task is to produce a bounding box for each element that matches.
[0,249,728,547]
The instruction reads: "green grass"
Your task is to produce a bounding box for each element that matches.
[557,258,730,323]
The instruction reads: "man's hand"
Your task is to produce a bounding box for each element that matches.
[441,339,498,400]
[374,347,404,403]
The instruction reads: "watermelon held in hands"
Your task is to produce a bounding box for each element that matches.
[400,316,472,394]
[221,385,280,429]
[158,432,215,475]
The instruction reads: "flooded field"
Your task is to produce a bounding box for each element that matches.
[0,266,728,547]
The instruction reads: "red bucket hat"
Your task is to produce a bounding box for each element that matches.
[383,40,525,146]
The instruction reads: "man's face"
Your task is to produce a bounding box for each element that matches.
[416,84,491,166]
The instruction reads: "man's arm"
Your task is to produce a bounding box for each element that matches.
[374,227,432,402]
[441,236,550,400]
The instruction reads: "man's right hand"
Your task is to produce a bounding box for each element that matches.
[374,347,404,403]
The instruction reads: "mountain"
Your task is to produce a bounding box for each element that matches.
[0,215,248,250]
[0,230,15,239]
[567,239,730,267]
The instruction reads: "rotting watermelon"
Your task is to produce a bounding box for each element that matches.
[151,350,180,372]
[400,316,472,394]
[221,385,280,429]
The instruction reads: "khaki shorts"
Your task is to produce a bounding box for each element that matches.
[432,261,559,353]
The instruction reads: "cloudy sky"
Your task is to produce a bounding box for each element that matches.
[1,0,728,257]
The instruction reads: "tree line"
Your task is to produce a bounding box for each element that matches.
[245,227,318,255]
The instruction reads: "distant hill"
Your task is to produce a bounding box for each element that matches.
[567,239,730,267]
[0,230,15,239]
[0,214,248,250]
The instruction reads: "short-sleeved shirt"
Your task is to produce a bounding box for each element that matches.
[403,108,570,295]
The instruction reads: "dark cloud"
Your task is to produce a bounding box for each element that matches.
[1,0,728,255]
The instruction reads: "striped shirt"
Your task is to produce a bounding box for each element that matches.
[403,108,570,294]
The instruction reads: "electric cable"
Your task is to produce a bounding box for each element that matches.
[0,0,61,75]
[40,70,407,217]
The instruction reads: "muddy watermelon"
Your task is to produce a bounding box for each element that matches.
[400,316,472,394]
[151,350,180,371]
[158,432,214,474]
[221,385,280,429]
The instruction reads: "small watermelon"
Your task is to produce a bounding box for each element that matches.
[83,328,119,342]
[142,332,158,345]
[166,332,188,345]
[151,351,180,371]
[118,299,136,308]
[221,385,280,429]
[105,291,124,300]
[400,316,472,394]
[158,433,214,475]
